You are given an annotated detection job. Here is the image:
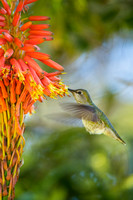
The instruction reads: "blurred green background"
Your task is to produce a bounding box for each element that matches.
[16,0,133,199]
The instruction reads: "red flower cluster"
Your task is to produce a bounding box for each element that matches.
[0,0,67,199]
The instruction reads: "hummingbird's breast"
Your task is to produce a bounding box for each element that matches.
[82,119,105,135]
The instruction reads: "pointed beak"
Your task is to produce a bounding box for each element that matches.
[68,88,76,93]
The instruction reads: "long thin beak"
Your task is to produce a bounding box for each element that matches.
[68,88,76,93]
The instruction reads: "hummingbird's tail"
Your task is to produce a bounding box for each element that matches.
[104,128,126,145]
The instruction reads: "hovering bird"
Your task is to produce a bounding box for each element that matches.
[63,88,126,145]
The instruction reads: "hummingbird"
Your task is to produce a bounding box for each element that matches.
[63,88,126,145]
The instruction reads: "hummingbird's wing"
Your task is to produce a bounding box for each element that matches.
[61,103,100,122]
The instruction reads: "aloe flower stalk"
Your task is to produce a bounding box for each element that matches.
[0,0,67,199]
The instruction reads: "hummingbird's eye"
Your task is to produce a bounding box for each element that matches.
[77,91,82,95]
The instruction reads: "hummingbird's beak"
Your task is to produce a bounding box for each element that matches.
[68,88,76,93]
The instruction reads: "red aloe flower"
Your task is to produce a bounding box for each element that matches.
[0,0,68,199]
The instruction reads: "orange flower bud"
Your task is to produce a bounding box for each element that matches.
[24,0,38,5]
[29,30,53,36]
[4,48,14,59]
[1,0,11,15]
[14,38,24,48]
[16,80,22,95]
[0,49,4,57]
[0,95,7,111]
[0,80,8,98]
[28,65,43,86]
[21,44,36,52]
[0,16,5,21]
[24,55,43,74]
[0,7,7,15]
[41,59,64,71]
[0,38,6,45]
[41,76,51,86]
[3,78,9,87]
[20,21,32,31]
[0,22,6,27]
[30,24,50,30]
[13,12,21,27]
[2,32,13,42]
[25,52,50,60]
[28,16,50,21]
[10,58,23,77]
[18,59,29,71]
[25,38,45,45]
[0,29,9,33]
[10,79,16,104]
[0,56,5,68]
[15,0,24,13]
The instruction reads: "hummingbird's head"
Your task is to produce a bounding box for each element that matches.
[68,88,92,104]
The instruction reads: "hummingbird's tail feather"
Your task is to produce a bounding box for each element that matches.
[104,128,126,145]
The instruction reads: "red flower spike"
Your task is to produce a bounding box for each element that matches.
[41,59,64,71]
[1,0,11,15]
[13,12,21,27]
[29,16,50,21]
[2,32,13,42]
[30,24,50,30]
[0,16,5,21]
[25,38,45,45]
[0,7,7,15]
[0,38,6,45]
[14,38,24,48]
[29,30,53,36]
[0,1,67,199]
[20,21,32,31]
[4,48,14,59]
[25,52,50,60]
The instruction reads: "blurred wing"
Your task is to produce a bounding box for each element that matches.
[61,103,99,122]
[47,113,83,127]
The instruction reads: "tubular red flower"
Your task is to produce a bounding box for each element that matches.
[1,0,11,15]
[29,16,51,21]
[41,59,64,71]
[30,24,50,30]
[4,48,14,59]
[2,32,13,42]
[29,30,53,36]
[14,38,24,48]
[20,21,32,31]
[0,7,7,15]
[25,52,50,60]
[25,38,45,45]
